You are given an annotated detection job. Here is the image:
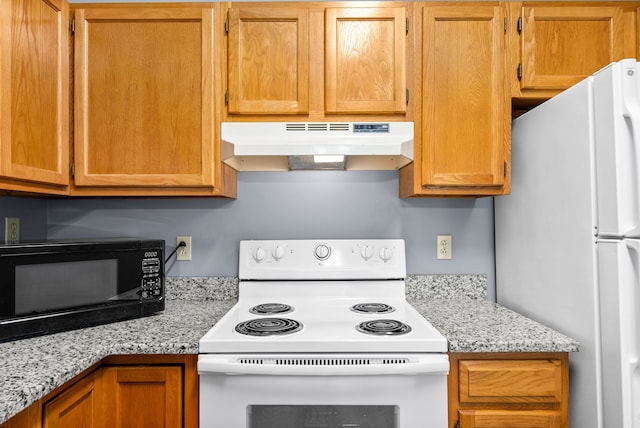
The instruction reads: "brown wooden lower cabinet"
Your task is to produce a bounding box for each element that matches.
[0,402,41,428]
[3,352,571,428]
[449,352,569,428]
[44,370,102,428]
[459,410,563,428]
[101,365,183,428]
[1,355,197,428]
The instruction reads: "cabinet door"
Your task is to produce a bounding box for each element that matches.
[102,366,182,428]
[0,0,69,191]
[227,7,309,115]
[459,410,563,428]
[518,6,624,91]
[74,7,214,188]
[43,371,102,428]
[1,403,41,428]
[325,7,406,114]
[421,5,508,189]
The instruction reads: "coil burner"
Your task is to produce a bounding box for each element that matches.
[249,303,294,315]
[356,319,412,336]
[350,303,395,315]
[235,318,303,337]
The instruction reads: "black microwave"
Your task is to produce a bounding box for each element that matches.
[0,238,165,342]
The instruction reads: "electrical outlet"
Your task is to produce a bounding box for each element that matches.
[176,236,192,261]
[5,217,20,243]
[436,235,452,260]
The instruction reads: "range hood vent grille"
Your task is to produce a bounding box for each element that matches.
[330,123,350,131]
[285,123,306,132]
[307,123,328,131]
[284,123,351,132]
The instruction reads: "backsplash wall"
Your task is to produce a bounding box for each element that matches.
[0,197,48,241]
[2,171,496,299]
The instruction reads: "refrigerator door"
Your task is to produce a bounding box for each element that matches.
[597,239,640,428]
[495,75,602,428]
[594,59,640,238]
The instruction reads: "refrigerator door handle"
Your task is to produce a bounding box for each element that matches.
[621,63,640,238]
[621,239,640,427]
[622,65,640,143]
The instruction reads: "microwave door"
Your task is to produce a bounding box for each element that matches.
[111,288,143,300]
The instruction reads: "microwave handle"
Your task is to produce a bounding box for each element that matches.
[198,355,449,376]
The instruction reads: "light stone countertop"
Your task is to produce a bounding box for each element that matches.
[0,275,579,424]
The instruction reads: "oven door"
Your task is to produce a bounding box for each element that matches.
[198,353,449,428]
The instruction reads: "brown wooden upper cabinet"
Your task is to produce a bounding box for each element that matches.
[73,6,224,195]
[325,7,407,114]
[0,0,70,195]
[509,3,625,99]
[225,3,407,118]
[401,3,510,197]
[227,7,310,115]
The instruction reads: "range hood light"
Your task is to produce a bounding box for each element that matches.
[288,155,346,171]
[314,155,345,163]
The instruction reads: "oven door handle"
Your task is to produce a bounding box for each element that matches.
[198,355,449,376]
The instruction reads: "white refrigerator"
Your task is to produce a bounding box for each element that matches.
[495,58,640,428]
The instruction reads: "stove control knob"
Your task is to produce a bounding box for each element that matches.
[272,245,286,261]
[314,244,331,261]
[360,245,373,260]
[252,247,267,263]
[379,247,393,262]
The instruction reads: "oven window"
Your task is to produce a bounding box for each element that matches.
[15,260,118,315]
[248,405,398,428]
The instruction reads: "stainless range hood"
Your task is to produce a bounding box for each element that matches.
[221,122,413,171]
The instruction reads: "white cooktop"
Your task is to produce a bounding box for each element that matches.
[199,240,447,354]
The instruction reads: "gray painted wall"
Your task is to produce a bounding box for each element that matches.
[0,173,496,299]
[0,196,48,241]
[40,171,496,299]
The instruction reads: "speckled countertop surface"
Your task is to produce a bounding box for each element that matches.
[0,275,578,424]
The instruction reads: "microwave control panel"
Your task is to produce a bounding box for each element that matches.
[141,251,162,298]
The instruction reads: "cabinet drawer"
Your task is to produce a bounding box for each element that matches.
[459,409,563,428]
[458,360,562,404]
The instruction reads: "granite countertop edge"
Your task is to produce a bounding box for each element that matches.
[0,275,579,424]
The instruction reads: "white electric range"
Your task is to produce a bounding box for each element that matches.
[198,239,449,428]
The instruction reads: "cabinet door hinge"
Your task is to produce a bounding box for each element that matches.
[504,161,508,176]
[225,14,229,34]
[517,16,522,34]
[70,162,75,179]
[70,17,75,34]
[406,17,409,35]
[406,88,409,105]
[517,63,523,81]
[454,422,460,428]
[504,17,507,33]
[225,89,229,104]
